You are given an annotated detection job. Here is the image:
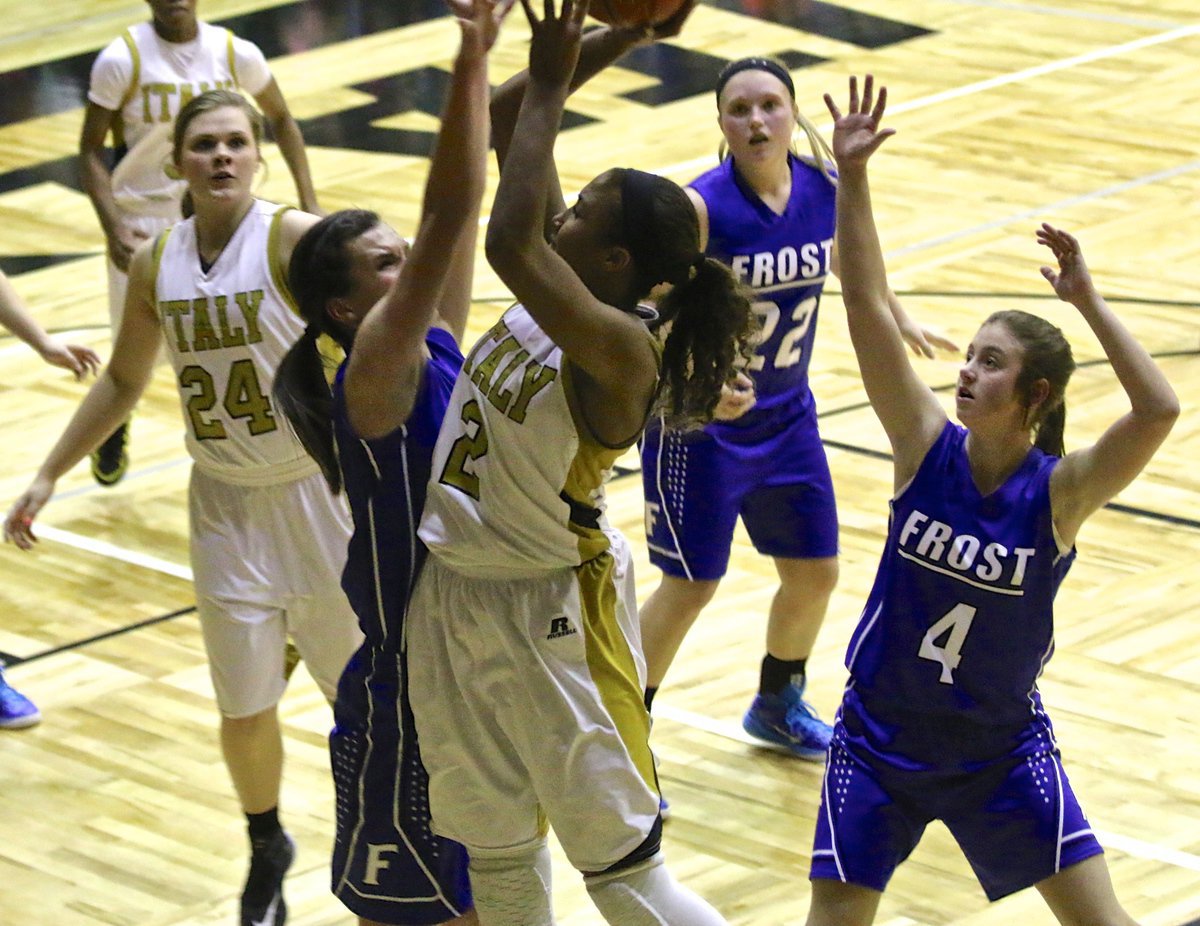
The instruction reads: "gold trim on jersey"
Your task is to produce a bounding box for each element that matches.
[225,29,237,85]
[559,361,619,565]
[150,226,173,307]
[267,205,293,308]
[268,205,344,381]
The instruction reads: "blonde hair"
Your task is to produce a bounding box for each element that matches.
[171,89,264,166]
[715,57,837,188]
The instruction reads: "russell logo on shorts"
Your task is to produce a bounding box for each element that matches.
[547,617,577,640]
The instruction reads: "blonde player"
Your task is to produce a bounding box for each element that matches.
[8,90,359,926]
[80,0,318,485]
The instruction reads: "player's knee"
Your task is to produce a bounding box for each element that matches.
[584,853,728,925]
[779,555,839,598]
[656,575,722,614]
[220,704,277,729]
[466,840,553,926]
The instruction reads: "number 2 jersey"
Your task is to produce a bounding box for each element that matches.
[690,152,835,425]
[419,304,654,577]
[152,199,318,485]
[843,421,1076,761]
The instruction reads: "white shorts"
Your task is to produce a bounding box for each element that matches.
[189,466,363,718]
[106,210,176,332]
[406,533,661,873]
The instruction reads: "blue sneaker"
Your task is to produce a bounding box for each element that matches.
[742,682,831,760]
[0,669,41,729]
[659,794,671,821]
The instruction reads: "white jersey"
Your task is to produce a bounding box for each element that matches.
[419,304,652,577]
[88,21,272,217]
[152,199,317,486]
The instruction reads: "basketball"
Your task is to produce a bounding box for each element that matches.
[588,0,687,29]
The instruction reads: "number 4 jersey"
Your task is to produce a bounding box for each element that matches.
[152,199,317,485]
[845,421,1076,740]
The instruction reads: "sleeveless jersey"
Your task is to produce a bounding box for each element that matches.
[690,153,835,423]
[419,304,652,577]
[87,21,271,216]
[334,327,464,649]
[844,422,1075,732]
[153,199,317,485]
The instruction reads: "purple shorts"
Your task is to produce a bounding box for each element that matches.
[640,399,838,580]
[811,718,1103,901]
[330,644,472,924]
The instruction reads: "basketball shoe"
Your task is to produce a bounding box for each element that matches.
[90,420,129,486]
[742,681,832,760]
[0,668,41,729]
[240,830,295,926]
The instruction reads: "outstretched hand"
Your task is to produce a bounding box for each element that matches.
[1037,224,1096,306]
[40,340,101,380]
[521,0,590,87]
[824,74,895,169]
[3,476,54,551]
[898,319,960,359]
[446,0,515,52]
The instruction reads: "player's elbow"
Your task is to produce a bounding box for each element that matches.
[1143,392,1181,428]
[485,223,532,278]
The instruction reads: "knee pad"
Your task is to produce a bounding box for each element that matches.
[468,841,554,926]
[584,853,728,926]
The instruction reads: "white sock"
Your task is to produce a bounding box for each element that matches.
[468,842,555,926]
[585,853,728,926]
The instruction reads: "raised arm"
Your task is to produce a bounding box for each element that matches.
[490,2,695,236]
[0,271,100,379]
[343,0,508,440]
[3,242,163,548]
[254,78,321,214]
[825,75,946,486]
[831,244,958,360]
[491,22,640,234]
[1043,225,1179,545]
[485,0,658,437]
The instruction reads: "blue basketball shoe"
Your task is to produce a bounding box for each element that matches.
[0,669,41,729]
[742,682,831,760]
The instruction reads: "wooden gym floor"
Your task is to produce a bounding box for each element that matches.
[1,1,1198,923]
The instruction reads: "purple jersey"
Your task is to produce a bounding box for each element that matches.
[328,325,472,923]
[333,326,463,649]
[845,422,1076,749]
[690,153,835,422]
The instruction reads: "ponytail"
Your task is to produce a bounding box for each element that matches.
[274,327,342,493]
[654,256,757,427]
[272,209,381,493]
[987,309,1075,458]
[1033,400,1066,457]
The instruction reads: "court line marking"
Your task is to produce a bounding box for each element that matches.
[479,20,1200,231]
[942,0,1179,30]
[13,9,1200,884]
[886,159,1200,258]
[33,524,193,581]
[654,703,1200,873]
[660,22,1200,181]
